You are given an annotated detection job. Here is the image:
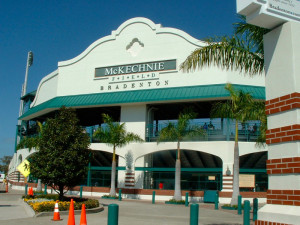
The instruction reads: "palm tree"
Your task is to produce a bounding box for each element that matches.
[93,114,143,196]
[157,110,206,201]
[180,16,269,76]
[17,121,43,150]
[210,83,264,205]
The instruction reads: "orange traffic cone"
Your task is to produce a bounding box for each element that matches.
[52,200,62,221]
[79,204,87,225]
[67,199,75,225]
[28,187,32,196]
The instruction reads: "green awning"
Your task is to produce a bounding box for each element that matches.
[19,84,265,120]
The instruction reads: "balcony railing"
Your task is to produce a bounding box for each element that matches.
[145,120,260,142]
[84,120,261,143]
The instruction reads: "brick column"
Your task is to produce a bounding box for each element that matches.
[255,22,300,225]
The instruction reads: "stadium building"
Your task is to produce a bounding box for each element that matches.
[8,17,267,202]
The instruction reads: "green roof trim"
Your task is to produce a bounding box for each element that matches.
[19,84,265,120]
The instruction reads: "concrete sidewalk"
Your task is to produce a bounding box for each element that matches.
[0,189,250,225]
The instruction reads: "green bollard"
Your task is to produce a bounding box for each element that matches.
[243,200,250,225]
[118,189,122,201]
[185,192,189,207]
[152,191,155,204]
[214,193,219,210]
[253,198,258,221]
[44,185,47,195]
[25,184,28,196]
[108,204,119,225]
[190,203,199,225]
[238,195,242,215]
[80,186,83,198]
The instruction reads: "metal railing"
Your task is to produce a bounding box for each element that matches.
[83,119,261,143]
[145,120,261,142]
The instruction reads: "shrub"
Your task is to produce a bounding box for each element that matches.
[24,194,99,212]
[168,198,185,204]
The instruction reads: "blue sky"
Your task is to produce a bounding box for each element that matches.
[0,0,238,159]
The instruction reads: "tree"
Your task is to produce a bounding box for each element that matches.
[210,83,264,205]
[29,106,91,200]
[0,156,12,174]
[93,114,143,196]
[157,110,206,201]
[180,16,269,76]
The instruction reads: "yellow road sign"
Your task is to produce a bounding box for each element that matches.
[17,159,30,178]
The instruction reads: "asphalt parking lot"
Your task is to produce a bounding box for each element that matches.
[0,189,251,225]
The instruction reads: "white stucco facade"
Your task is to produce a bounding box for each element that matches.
[10,18,267,202]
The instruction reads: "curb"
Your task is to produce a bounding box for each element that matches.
[35,205,104,217]
[19,199,36,217]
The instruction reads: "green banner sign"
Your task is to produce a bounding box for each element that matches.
[95,59,176,78]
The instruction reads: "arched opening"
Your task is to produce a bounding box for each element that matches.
[142,149,222,191]
[18,154,23,165]
[89,151,120,187]
[239,151,267,192]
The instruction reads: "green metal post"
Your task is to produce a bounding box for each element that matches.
[185,192,189,207]
[25,184,28,196]
[214,193,219,210]
[87,162,91,186]
[238,195,242,215]
[80,186,83,198]
[44,185,47,195]
[190,204,199,225]
[243,200,250,225]
[14,125,19,153]
[118,189,122,201]
[108,204,119,225]
[253,198,258,222]
[152,191,155,204]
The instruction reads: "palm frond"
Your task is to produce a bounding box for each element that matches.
[180,35,264,76]
[234,15,269,54]
[210,101,233,119]
[17,136,40,151]
[157,123,178,143]
[93,113,143,148]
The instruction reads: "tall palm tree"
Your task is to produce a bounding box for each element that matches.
[180,16,269,76]
[157,110,206,201]
[93,114,143,196]
[210,83,264,205]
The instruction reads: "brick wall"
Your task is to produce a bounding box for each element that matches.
[266,125,300,144]
[266,157,300,174]
[265,92,300,115]
[255,220,291,225]
[267,189,300,206]
[11,182,267,199]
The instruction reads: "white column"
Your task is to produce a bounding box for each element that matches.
[120,104,147,140]
[258,21,300,224]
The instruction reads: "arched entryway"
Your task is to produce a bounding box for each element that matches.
[89,151,120,187]
[239,151,267,192]
[141,149,222,191]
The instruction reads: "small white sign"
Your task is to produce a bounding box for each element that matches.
[268,0,300,19]
[237,0,300,29]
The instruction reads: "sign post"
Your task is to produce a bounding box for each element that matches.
[237,1,300,224]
